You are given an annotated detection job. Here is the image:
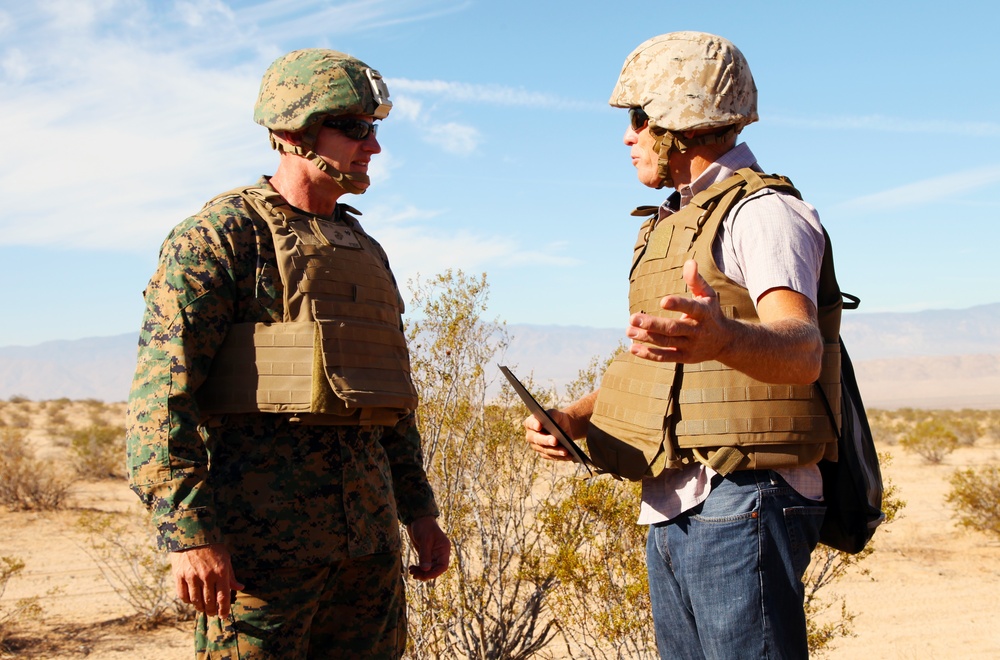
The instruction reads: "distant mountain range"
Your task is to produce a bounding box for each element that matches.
[2,303,999,409]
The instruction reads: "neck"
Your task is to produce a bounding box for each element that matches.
[270,156,344,217]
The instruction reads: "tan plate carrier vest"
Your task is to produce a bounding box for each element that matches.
[587,168,843,480]
[196,185,418,426]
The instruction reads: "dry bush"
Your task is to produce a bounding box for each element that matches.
[899,419,959,464]
[804,453,905,656]
[402,271,654,660]
[0,556,43,651]
[69,424,126,479]
[77,508,195,629]
[403,270,563,659]
[46,408,69,430]
[0,427,72,511]
[544,343,656,658]
[539,477,656,659]
[865,408,906,445]
[2,409,30,430]
[947,465,1000,540]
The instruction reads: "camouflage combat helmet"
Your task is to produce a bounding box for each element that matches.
[254,48,392,194]
[609,32,757,189]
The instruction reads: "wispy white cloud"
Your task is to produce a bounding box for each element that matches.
[235,0,472,44]
[1,48,28,81]
[363,202,580,286]
[0,1,479,250]
[836,165,1000,212]
[421,122,481,155]
[384,77,600,154]
[771,113,1000,137]
[391,94,481,154]
[389,78,599,110]
[176,0,236,27]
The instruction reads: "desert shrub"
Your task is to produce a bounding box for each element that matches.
[6,395,30,404]
[947,466,1000,540]
[0,556,43,651]
[937,410,982,447]
[899,419,959,463]
[77,508,194,628]
[540,343,656,657]
[3,409,30,429]
[402,271,654,659]
[0,427,72,511]
[539,477,656,658]
[403,270,562,659]
[984,410,1000,443]
[69,424,126,478]
[865,408,906,445]
[804,453,905,656]
[46,408,68,429]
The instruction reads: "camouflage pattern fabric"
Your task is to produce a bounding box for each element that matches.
[608,31,758,133]
[196,552,406,659]
[254,49,392,131]
[125,177,439,568]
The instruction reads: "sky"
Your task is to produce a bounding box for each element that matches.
[1,0,999,347]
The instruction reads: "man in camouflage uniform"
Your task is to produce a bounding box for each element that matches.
[525,32,838,658]
[127,49,450,659]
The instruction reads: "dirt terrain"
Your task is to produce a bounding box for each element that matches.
[1,400,998,659]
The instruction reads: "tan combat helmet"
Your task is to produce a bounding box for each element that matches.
[609,32,757,188]
[254,48,392,194]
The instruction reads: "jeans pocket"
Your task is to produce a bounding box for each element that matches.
[783,505,826,575]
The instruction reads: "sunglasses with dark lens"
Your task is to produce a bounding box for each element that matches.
[322,118,379,140]
[629,107,649,131]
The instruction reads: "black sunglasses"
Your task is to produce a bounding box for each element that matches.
[629,107,649,131]
[322,117,379,140]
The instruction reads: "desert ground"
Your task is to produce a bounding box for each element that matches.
[1,399,998,659]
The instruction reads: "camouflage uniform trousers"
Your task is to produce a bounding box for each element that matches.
[196,552,406,659]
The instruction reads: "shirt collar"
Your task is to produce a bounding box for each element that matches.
[677,142,759,207]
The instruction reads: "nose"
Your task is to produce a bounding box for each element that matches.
[623,125,638,146]
[363,132,381,154]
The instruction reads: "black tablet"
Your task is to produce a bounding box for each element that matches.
[499,365,593,475]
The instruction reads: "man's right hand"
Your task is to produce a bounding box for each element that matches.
[523,392,598,462]
[170,543,244,618]
[523,409,575,462]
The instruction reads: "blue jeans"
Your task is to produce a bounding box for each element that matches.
[645,470,825,660]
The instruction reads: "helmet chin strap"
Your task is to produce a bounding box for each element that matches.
[650,125,739,190]
[268,131,370,195]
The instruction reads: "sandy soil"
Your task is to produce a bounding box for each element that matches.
[1,401,998,659]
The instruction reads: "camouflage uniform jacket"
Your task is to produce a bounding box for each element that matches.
[126,178,439,570]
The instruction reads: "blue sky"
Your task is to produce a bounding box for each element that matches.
[1,0,998,347]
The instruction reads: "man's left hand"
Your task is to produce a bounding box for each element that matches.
[627,259,729,364]
[406,516,451,581]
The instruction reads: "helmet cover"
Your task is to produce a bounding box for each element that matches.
[609,31,757,132]
[254,48,392,131]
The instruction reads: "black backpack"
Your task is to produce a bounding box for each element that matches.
[815,296,885,554]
